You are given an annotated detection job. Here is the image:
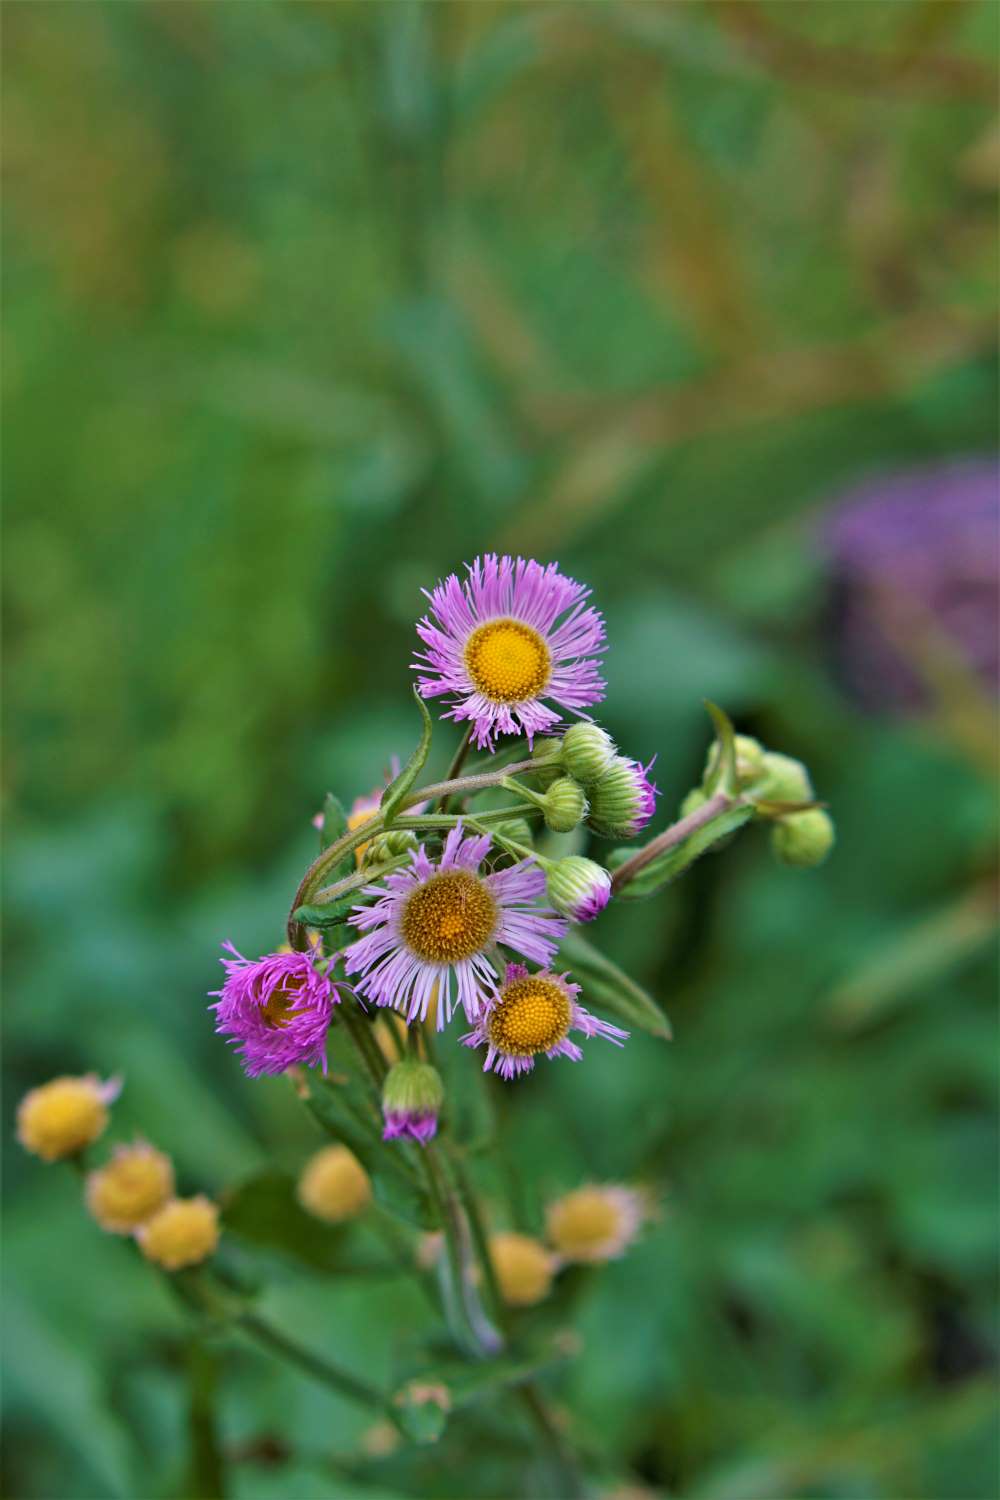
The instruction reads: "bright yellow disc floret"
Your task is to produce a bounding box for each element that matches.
[137,1195,220,1271]
[17,1075,113,1161]
[400,870,498,964]
[297,1144,372,1223]
[487,975,572,1058]
[464,618,551,704]
[86,1142,175,1234]
[489,1232,555,1307]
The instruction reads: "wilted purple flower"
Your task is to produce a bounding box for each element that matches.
[210,944,340,1078]
[461,963,628,1081]
[414,554,606,750]
[823,459,999,712]
[343,824,567,1028]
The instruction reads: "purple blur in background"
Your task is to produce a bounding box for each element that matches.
[822,459,999,714]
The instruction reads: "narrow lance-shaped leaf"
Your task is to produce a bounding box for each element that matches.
[293,897,359,928]
[380,689,433,829]
[559,928,671,1039]
[609,803,755,899]
[320,793,355,882]
[703,700,738,796]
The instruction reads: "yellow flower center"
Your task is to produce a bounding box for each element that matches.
[489,1232,554,1306]
[547,1188,621,1256]
[401,870,498,963]
[260,973,308,1029]
[464,618,551,704]
[487,975,571,1057]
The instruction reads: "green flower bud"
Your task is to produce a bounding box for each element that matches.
[531,737,565,791]
[381,1060,444,1146]
[560,723,617,785]
[364,829,418,865]
[492,818,535,850]
[587,756,658,839]
[542,777,588,833]
[704,734,766,791]
[758,752,813,805]
[771,809,835,868]
[545,856,611,922]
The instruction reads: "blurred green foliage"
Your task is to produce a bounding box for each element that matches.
[3,2,997,1497]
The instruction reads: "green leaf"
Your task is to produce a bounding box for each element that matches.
[293,897,359,927]
[703,700,738,795]
[558,928,671,1039]
[304,1061,439,1232]
[380,689,433,829]
[320,793,356,881]
[609,804,755,898]
[221,1169,398,1275]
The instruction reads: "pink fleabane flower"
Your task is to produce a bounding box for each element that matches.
[461,963,628,1080]
[210,944,340,1078]
[414,554,606,750]
[343,825,567,1028]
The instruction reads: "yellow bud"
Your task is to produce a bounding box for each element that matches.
[297,1144,371,1223]
[137,1195,220,1270]
[545,1184,646,1264]
[489,1231,555,1307]
[17,1075,118,1162]
[85,1142,175,1233]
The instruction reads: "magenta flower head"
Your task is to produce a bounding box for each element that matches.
[461,963,628,1081]
[381,1059,444,1146]
[414,554,606,750]
[210,943,340,1078]
[343,823,567,1029]
[587,756,658,839]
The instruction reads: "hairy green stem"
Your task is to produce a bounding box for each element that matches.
[238,1311,403,1428]
[437,725,474,813]
[518,1382,586,1499]
[610,788,734,894]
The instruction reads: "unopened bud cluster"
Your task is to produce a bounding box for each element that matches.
[688,733,834,868]
[530,725,658,841]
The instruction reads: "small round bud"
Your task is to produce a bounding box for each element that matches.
[381,1059,444,1146]
[86,1142,174,1233]
[679,787,708,819]
[704,734,767,790]
[542,777,589,833]
[17,1074,120,1162]
[136,1195,220,1271]
[560,723,617,785]
[296,1144,371,1223]
[546,856,612,923]
[771,809,835,868]
[364,829,418,865]
[530,737,565,790]
[587,757,658,839]
[758,752,813,805]
[488,1232,556,1307]
[492,818,535,851]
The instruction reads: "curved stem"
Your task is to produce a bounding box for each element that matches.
[437,725,474,813]
[610,789,734,894]
[238,1311,403,1429]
